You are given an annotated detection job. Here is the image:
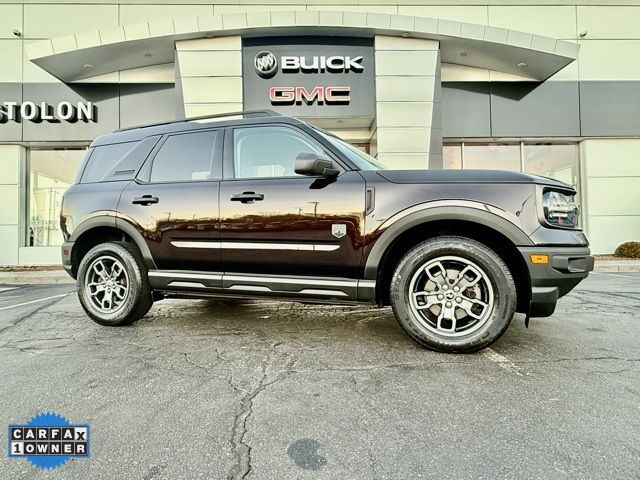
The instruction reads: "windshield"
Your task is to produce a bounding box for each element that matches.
[315,130,387,171]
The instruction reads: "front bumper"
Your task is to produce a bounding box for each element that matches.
[518,246,594,317]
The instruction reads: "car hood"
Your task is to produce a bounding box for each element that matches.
[375,169,573,190]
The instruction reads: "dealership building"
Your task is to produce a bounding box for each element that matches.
[0,1,639,265]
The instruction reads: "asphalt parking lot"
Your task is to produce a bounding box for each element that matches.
[0,273,639,479]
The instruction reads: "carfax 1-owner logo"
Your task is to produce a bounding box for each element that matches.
[8,412,91,470]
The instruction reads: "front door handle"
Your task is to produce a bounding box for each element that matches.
[231,192,264,204]
[132,195,159,205]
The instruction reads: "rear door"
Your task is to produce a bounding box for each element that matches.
[118,128,222,271]
[218,124,366,278]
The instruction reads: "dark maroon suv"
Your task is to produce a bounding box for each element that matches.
[60,111,593,352]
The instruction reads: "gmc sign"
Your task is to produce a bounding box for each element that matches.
[269,86,350,105]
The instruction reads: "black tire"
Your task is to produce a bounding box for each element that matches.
[390,236,516,353]
[76,241,153,326]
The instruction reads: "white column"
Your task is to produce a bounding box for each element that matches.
[372,36,441,169]
[175,36,243,118]
[580,138,640,254]
[0,145,25,265]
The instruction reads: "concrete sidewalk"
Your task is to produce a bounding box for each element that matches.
[0,258,639,285]
[592,259,640,273]
[0,269,74,285]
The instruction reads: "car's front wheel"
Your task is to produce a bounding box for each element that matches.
[77,241,153,326]
[390,236,516,353]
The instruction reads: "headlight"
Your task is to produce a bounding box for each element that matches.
[542,190,579,228]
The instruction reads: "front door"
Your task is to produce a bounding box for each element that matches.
[118,128,222,271]
[219,124,366,278]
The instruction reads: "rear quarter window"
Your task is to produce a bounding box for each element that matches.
[80,136,159,183]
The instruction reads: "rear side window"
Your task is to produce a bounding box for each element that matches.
[150,130,219,183]
[80,137,159,183]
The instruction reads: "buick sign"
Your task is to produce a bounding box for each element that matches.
[254,51,278,78]
[281,55,364,73]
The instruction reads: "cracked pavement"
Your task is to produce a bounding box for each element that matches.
[0,273,639,479]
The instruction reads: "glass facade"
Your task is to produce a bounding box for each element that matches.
[443,144,462,169]
[523,144,579,188]
[464,144,521,172]
[28,148,86,247]
[443,142,580,190]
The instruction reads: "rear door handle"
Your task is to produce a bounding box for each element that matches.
[132,195,159,205]
[231,192,264,204]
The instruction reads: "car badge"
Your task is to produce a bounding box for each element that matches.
[331,224,347,239]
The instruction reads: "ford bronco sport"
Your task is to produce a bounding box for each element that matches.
[60,111,593,353]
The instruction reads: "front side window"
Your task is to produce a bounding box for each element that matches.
[29,148,86,247]
[233,126,324,179]
[150,130,218,183]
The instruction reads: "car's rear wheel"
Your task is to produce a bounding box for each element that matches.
[390,236,516,353]
[77,241,153,326]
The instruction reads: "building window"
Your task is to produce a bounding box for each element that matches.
[523,143,578,189]
[28,148,86,247]
[443,144,462,169]
[443,141,579,190]
[464,143,521,171]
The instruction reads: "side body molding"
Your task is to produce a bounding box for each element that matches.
[363,202,534,280]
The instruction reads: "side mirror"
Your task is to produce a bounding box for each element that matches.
[294,152,340,177]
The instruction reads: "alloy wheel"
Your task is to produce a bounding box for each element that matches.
[408,255,495,337]
[84,255,130,314]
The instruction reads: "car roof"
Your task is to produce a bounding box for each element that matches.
[91,111,306,146]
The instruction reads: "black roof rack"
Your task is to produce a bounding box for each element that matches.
[116,109,282,132]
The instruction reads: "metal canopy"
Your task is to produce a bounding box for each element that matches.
[26,11,579,83]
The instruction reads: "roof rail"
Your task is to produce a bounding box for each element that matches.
[116,109,282,132]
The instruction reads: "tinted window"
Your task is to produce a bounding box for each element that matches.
[233,126,324,179]
[109,136,160,179]
[150,130,218,182]
[81,142,137,183]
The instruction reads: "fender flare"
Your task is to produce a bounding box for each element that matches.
[363,201,533,280]
[69,212,117,241]
[70,214,157,269]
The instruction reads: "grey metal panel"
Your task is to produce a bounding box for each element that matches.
[580,81,640,137]
[441,82,491,138]
[243,37,375,118]
[119,83,176,130]
[0,83,22,142]
[490,81,580,137]
[22,83,119,142]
